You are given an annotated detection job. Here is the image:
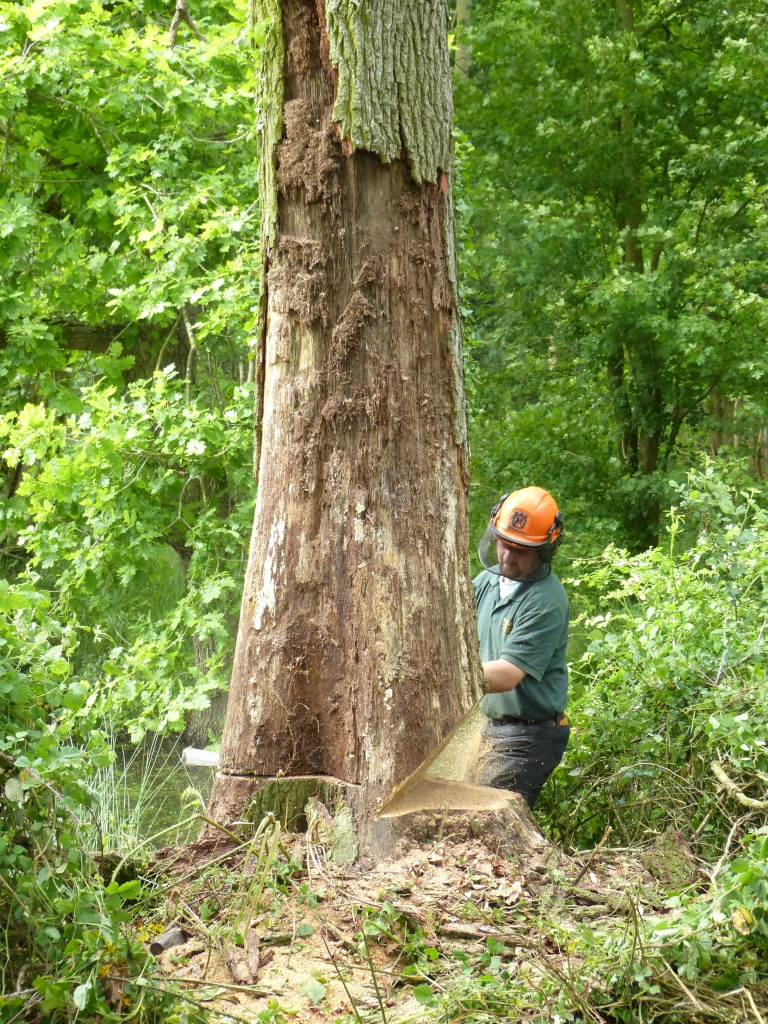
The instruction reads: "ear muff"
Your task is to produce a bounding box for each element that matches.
[546,512,564,559]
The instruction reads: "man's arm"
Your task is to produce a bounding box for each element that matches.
[482,658,525,693]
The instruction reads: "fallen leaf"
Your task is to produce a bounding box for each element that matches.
[732,907,754,935]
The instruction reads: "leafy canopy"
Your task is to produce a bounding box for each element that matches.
[456,0,768,547]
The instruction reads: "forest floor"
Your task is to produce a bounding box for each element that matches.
[144,820,711,1024]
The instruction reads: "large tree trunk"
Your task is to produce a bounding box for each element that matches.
[206,0,484,841]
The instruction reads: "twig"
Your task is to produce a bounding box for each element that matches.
[1,115,14,179]
[320,917,359,954]
[182,304,198,404]
[2,991,42,1024]
[659,956,708,1014]
[568,886,635,912]
[105,976,249,1021]
[357,912,389,1024]
[170,0,205,47]
[710,813,751,882]
[437,921,539,949]
[572,826,612,884]
[155,318,181,372]
[156,838,252,888]
[741,986,767,1024]
[110,814,242,887]
[317,924,364,1023]
[0,873,32,917]
[28,91,111,151]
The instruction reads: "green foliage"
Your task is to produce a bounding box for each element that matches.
[467,370,623,572]
[0,0,258,410]
[0,3,258,1008]
[359,899,440,975]
[456,0,768,548]
[1,368,254,738]
[1,0,260,734]
[545,461,768,853]
[644,830,768,989]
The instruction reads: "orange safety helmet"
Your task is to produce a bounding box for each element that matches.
[479,487,564,572]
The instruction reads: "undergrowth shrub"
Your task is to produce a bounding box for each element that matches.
[0,582,186,1022]
[543,461,768,857]
[431,829,768,1023]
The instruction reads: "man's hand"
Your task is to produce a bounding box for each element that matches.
[482,658,525,693]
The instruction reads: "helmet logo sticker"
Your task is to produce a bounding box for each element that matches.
[509,510,528,531]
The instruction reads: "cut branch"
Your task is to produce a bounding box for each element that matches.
[711,761,768,809]
[438,921,540,949]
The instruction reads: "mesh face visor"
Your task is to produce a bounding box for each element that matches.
[477,526,551,580]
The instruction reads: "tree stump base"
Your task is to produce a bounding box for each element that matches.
[364,775,558,870]
[205,772,361,863]
[205,772,558,873]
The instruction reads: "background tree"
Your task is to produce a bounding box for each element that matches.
[0,2,263,1009]
[456,0,768,549]
[0,0,259,736]
[206,0,484,836]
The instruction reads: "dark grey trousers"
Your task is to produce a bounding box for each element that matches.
[477,719,570,808]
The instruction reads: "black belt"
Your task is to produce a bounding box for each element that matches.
[489,714,568,728]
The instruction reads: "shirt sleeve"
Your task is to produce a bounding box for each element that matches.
[499,588,568,681]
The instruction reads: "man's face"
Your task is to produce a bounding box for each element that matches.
[496,539,541,581]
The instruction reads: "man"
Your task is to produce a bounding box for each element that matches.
[474,486,570,808]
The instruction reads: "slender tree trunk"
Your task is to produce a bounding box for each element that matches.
[206,0,484,839]
[607,0,664,548]
[454,0,472,80]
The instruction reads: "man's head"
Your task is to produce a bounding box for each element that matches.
[478,486,564,580]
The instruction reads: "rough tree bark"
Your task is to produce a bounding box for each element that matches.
[206,0,489,847]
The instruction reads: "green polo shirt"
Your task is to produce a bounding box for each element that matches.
[474,567,569,722]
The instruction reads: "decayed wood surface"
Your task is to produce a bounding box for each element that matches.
[207,0,483,834]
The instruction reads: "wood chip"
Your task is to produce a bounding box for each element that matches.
[246,928,261,980]
[220,943,250,986]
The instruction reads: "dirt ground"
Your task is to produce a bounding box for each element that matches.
[145,717,686,1023]
[147,822,665,1024]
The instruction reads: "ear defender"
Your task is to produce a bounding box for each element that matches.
[547,512,564,558]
